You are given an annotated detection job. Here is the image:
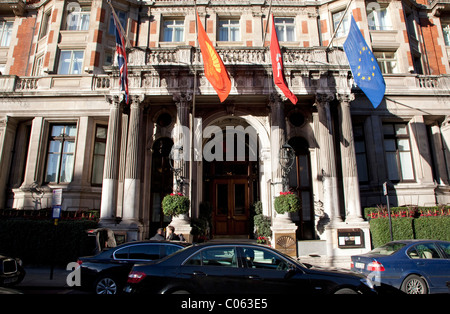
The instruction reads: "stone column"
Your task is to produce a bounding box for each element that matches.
[100,96,122,224]
[270,93,297,257]
[170,93,193,242]
[122,96,144,238]
[315,93,342,224]
[337,93,363,222]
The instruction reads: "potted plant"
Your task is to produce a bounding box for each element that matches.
[162,192,190,217]
[274,191,301,214]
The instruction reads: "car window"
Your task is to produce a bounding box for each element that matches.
[184,247,237,267]
[437,242,450,258]
[114,247,129,259]
[243,247,290,271]
[370,242,406,256]
[408,243,442,259]
[129,244,161,260]
[165,245,183,257]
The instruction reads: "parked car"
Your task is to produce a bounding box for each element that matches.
[124,242,400,295]
[77,240,190,294]
[0,254,25,287]
[351,240,450,294]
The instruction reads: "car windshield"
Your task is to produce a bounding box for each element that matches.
[370,242,407,256]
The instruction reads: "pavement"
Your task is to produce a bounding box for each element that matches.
[19,266,70,288]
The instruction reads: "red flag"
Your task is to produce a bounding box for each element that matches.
[197,13,231,103]
[270,15,297,105]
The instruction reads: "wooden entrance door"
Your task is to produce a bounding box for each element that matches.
[213,178,249,236]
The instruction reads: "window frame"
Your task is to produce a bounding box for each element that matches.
[332,10,350,38]
[274,17,296,42]
[367,6,391,31]
[383,123,415,183]
[65,5,91,31]
[374,51,398,74]
[161,17,185,42]
[218,18,241,42]
[353,124,369,184]
[57,50,84,75]
[40,10,52,40]
[44,124,77,184]
[0,20,13,47]
[91,124,107,186]
[108,9,127,36]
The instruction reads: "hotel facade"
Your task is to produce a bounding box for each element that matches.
[0,0,449,266]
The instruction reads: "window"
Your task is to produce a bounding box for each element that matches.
[383,123,414,182]
[218,18,240,41]
[274,18,295,42]
[184,247,237,267]
[66,6,90,31]
[408,243,442,259]
[243,247,290,271]
[162,18,184,42]
[128,245,161,260]
[45,124,77,183]
[353,124,369,183]
[108,10,127,35]
[33,55,44,76]
[437,242,450,257]
[91,125,107,185]
[332,10,350,38]
[0,21,12,47]
[58,50,84,74]
[442,23,450,46]
[367,7,391,30]
[40,10,52,39]
[374,51,397,74]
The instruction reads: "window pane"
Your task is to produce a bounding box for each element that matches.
[80,13,90,30]
[60,154,74,182]
[72,51,84,74]
[129,245,160,260]
[399,152,414,180]
[356,154,369,182]
[48,140,62,153]
[0,22,12,47]
[244,248,290,271]
[63,140,75,153]
[46,154,60,182]
[96,126,107,139]
[395,124,408,135]
[92,155,105,185]
[397,139,410,151]
[66,125,77,137]
[202,247,237,267]
[384,139,396,151]
[383,124,395,135]
[58,51,72,74]
[94,142,106,155]
[386,152,400,181]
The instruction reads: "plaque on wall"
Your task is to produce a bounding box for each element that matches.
[337,228,365,248]
[274,233,297,257]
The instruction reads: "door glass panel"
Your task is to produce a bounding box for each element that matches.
[217,184,228,215]
[234,183,246,215]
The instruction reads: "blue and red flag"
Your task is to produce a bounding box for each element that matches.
[112,11,129,104]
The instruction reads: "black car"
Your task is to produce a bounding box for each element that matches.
[124,242,398,294]
[77,240,190,294]
[0,254,25,287]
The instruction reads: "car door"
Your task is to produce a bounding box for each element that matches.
[239,246,310,294]
[179,246,244,293]
[408,242,450,293]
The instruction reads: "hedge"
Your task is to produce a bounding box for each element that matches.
[0,219,98,265]
[368,216,450,248]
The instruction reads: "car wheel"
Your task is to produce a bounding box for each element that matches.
[334,288,358,294]
[95,276,120,295]
[401,275,428,294]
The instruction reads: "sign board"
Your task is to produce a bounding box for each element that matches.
[273,233,297,257]
[383,182,388,196]
[52,189,63,206]
[52,206,61,219]
[337,228,365,248]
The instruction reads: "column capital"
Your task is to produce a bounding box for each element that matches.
[269,92,284,105]
[336,93,355,105]
[130,95,145,109]
[315,93,334,105]
[173,92,193,107]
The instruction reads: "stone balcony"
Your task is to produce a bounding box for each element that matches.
[0,46,449,99]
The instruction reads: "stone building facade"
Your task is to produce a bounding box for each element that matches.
[0,0,449,266]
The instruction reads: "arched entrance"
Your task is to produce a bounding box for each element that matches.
[288,137,315,240]
[202,121,260,237]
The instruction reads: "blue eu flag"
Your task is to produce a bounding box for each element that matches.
[343,16,385,108]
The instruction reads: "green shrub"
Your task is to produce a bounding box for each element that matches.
[274,192,301,214]
[162,193,190,216]
[0,219,98,265]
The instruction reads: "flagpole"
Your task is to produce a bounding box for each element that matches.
[326,0,353,50]
[262,0,273,46]
[190,0,199,216]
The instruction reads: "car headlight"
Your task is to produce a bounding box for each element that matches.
[15,258,23,267]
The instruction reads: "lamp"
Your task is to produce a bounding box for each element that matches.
[279,143,295,191]
[169,144,184,193]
